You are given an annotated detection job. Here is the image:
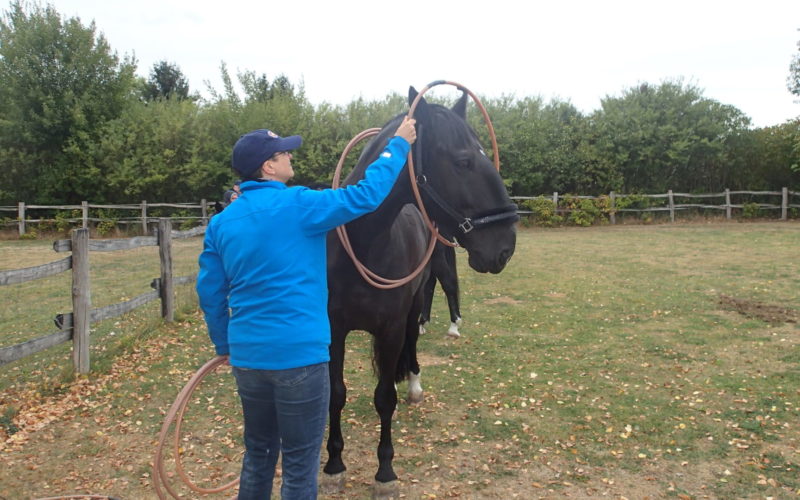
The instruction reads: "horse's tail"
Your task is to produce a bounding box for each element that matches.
[393,329,415,384]
[369,333,413,384]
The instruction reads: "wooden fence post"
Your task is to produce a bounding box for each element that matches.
[201,198,208,225]
[158,218,174,322]
[725,189,732,220]
[552,192,558,215]
[668,190,675,223]
[18,202,25,236]
[141,200,148,235]
[781,187,788,220]
[609,191,616,225]
[71,228,91,374]
[81,201,89,229]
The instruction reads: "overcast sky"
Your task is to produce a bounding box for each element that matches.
[31,0,800,127]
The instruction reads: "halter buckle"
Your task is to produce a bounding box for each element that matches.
[459,218,474,233]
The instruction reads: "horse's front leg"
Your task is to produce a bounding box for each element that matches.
[323,326,348,477]
[373,334,402,486]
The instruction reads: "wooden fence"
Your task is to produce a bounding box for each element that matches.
[0,220,206,373]
[512,187,798,223]
[0,188,797,237]
[0,200,213,236]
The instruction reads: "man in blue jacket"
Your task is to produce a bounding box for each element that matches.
[197,117,416,499]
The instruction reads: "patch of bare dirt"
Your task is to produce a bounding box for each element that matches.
[718,294,797,325]
[417,352,449,366]
[484,296,523,305]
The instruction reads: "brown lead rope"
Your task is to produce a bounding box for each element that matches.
[333,128,438,289]
[333,80,501,288]
[152,355,238,499]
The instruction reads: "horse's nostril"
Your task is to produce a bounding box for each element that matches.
[499,248,513,266]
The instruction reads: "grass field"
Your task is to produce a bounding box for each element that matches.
[0,222,798,499]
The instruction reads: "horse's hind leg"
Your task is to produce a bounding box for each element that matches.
[441,245,462,338]
[323,325,348,481]
[418,271,436,335]
[407,290,424,404]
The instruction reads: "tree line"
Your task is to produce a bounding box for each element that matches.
[1,1,799,207]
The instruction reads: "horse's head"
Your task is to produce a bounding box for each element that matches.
[408,86,517,274]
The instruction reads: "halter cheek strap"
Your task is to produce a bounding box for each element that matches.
[413,123,519,236]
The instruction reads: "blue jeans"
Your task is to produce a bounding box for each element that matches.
[232,362,330,500]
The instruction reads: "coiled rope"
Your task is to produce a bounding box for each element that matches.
[152,355,237,499]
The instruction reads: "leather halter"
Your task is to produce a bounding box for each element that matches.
[412,122,519,239]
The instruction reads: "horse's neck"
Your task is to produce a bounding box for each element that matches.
[343,171,414,248]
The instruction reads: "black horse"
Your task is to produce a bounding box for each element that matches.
[324,87,518,492]
[419,242,462,337]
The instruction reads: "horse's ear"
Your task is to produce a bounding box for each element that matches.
[408,86,419,107]
[452,90,468,119]
[408,86,430,122]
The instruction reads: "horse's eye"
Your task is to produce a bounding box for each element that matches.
[455,158,471,169]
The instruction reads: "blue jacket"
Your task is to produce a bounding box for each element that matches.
[197,136,410,369]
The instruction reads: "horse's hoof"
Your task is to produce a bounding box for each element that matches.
[419,324,427,335]
[372,479,400,499]
[321,471,346,494]
[407,389,424,404]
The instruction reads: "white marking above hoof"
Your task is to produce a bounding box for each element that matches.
[407,372,424,404]
[447,322,461,338]
[321,471,347,494]
[419,323,427,335]
[373,479,400,499]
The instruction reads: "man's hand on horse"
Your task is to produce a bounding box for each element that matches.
[395,116,417,144]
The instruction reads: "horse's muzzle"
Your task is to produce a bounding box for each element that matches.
[468,245,514,274]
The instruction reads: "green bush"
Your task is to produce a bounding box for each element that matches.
[55,210,81,233]
[19,227,37,240]
[95,209,118,236]
[614,194,652,210]
[171,209,197,230]
[521,197,562,227]
[742,202,761,219]
[562,195,604,227]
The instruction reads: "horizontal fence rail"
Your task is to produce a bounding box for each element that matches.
[0,220,206,372]
[1,189,797,236]
[512,187,798,223]
[1,200,214,236]
[0,256,72,285]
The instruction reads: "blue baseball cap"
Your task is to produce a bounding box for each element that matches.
[232,129,302,179]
